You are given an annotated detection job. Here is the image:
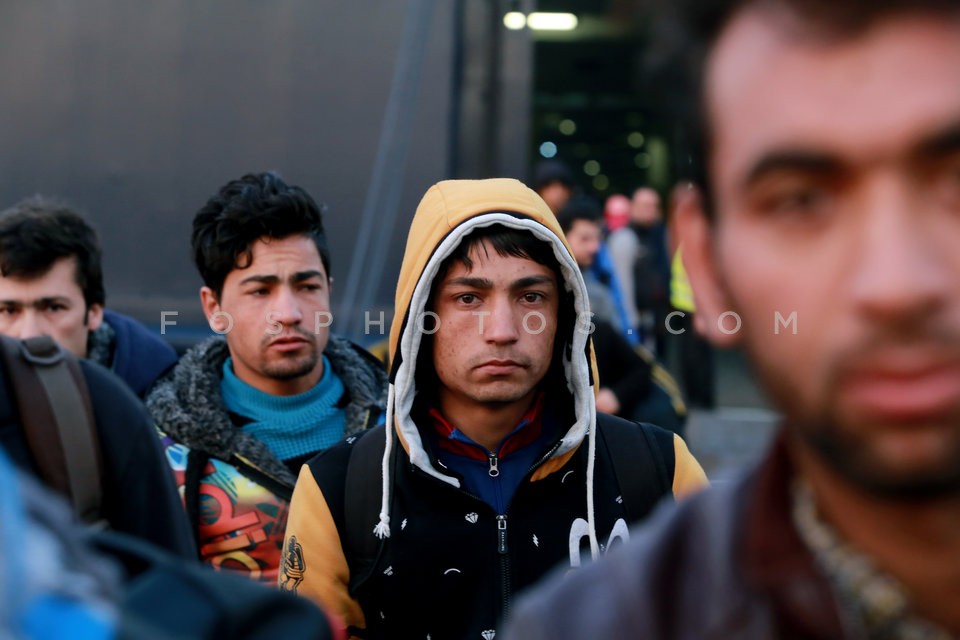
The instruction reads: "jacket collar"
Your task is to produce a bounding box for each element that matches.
[740,431,847,638]
[146,334,386,488]
[428,393,546,460]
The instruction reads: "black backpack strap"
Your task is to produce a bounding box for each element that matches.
[344,426,388,594]
[0,335,103,525]
[597,416,675,523]
[183,448,210,555]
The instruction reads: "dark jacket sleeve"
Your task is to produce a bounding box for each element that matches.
[80,360,196,560]
[591,319,652,415]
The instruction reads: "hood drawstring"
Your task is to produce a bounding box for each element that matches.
[585,392,600,560]
[373,384,396,539]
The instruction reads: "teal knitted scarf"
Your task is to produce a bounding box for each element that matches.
[220,356,346,460]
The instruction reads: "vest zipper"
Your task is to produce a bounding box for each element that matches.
[487,453,500,477]
[496,514,512,615]
[528,441,561,475]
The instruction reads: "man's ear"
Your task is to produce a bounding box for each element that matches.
[675,186,740,348]
[199,286,227,332]
[86,303,104,332]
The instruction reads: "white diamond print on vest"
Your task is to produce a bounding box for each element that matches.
[616,495,623,504]
[401,518,408,530]
[465,512,479,524]
[346,436,357,444]
[532,534,539,547]
[482,631,496,640]
[383,566,394,576]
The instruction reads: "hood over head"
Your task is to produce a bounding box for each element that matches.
[372,179,602,558]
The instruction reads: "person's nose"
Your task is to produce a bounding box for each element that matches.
[483,297,520,345]
[15,309,46,340]
[270,287,304,327]
[849,178,950,328]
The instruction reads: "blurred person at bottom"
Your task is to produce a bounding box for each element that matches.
[0,446,342,640]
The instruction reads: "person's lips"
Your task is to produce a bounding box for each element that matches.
[476,359,525,375]
[268,335,311,351]
[840,354,960,422]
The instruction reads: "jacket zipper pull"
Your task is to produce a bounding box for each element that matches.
[487,453,500,477]
[497,515,508,554]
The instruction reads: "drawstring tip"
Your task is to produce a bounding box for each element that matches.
[373,518,391,539]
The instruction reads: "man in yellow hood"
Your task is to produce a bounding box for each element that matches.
[280,178,707,638]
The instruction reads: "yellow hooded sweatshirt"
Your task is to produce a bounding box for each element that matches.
[280,179,706,637]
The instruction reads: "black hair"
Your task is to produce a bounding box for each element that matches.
[556,195,603,234]
[530,159,576,193]
[434,224,564,288]
[651,0,960,217]
[191,172,330,298]
[0,196,105,308]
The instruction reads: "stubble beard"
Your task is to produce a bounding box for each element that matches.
[262,348,321,382]
[471,385,536,407]
[748,340,960,502]
[787,404,960,502]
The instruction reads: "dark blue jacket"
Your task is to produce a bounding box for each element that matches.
[95,310,179,398]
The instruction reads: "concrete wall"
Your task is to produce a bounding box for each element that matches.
[0,1,469,343]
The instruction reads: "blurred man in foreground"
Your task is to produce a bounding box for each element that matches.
[505,1,960,637]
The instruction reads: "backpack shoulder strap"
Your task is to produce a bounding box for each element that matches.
[596,415,675,523]
[343,425,387,593]
[183,448,210,553]
[0,335,103,524]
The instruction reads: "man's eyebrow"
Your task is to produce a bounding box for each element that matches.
[238,274,280,287]
[291,270,326,283]
[35,296,72,305]
[0,297,70,307]
[512,275,555,290]
[444,276,493,290]
[912,122,960,159]
[742,150,843,190]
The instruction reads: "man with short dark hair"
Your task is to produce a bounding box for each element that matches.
[558,196,685,432]
[531,158,576,215]
[556,195,628,335]
[0,196,178,397]
[608,186,671,354]
[504,1,960,637]
[280,178,707,639]
[147,172,387,583]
